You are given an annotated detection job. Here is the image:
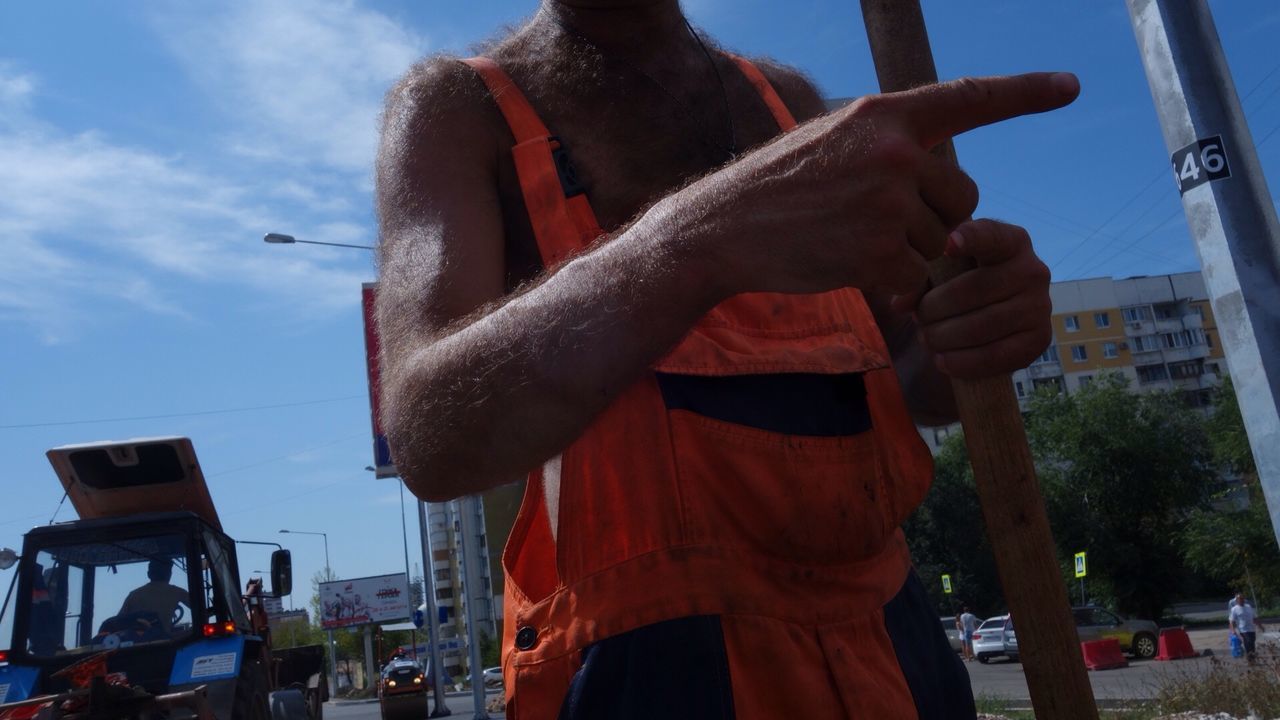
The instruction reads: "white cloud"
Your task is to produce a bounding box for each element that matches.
[0,1,427,342]
[153,0,428,176]
[0,63,34,114]
[0,68,370,343]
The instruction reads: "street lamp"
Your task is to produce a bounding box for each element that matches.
[263,232,375,250]
[279,529,338,696]
[278,529,331,577]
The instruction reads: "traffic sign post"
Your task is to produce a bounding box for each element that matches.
[1074,552,1088,605]
[941,574,953,595]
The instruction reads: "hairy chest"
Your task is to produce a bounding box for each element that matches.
[487,58,792,286]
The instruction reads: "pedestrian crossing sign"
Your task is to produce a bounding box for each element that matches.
[941,574,952,594]
[1074,552,1087,578]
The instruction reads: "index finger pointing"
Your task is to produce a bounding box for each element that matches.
[898,72,1080,149]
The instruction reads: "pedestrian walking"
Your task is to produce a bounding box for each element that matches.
[1230,593,1266,664]
[958,606,978,662]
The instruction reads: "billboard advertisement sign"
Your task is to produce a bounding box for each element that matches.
[362,283,396,478]
[319,573,410,629]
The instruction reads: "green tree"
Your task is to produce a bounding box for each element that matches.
[1182,377,1280,605]
[1026,373,1211,620]
[903,433,1005,617]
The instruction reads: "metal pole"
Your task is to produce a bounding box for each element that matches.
[363,626,376,690]
[1126,0,1280,547]
[398,482,419,661]
[417,498,451,716]
[322,536,338,699]
[457,495,490,719]
[400,483,414,599]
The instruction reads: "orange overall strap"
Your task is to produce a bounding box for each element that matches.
[726,55,798,132]
[460,57,603,267]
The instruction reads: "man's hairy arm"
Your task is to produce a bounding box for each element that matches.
[378,59,1076,499]
[376,59,727,500]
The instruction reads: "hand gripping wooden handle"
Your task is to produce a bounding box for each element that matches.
[858,2,1099,718]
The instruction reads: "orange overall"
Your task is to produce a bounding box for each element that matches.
[461,56,972,719]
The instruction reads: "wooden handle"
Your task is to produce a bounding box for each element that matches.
[858,2,1099,718]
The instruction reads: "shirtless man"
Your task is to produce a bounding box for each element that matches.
[376,1,1077,716]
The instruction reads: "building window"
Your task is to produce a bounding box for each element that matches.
[1015,381,1026,398]
[1093,312,1111,329]
[1071,345,1088,362]
[1136,364,1170,384]
[1035,346,1059,364]
[1154,303,1181,320]
[1182,389,1213,408]
[1206,332,1214,349]
[1078,375,1093,388]
[1194,304,1206,319]
[1032,377,1063,393]
[1209,362,1222,376]
[1065,315,1080,332]
[1102,342,1119,359]
[1122,306,1151,323]
[1161,329,1206,349]
[1169,360,1205,379]
[1132,335,1160,352]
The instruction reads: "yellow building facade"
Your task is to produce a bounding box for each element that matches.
[922,271,1227,452]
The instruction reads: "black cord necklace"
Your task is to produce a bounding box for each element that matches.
[551,14,738,161]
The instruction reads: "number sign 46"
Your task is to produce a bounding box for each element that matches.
[1171,135,1231,194]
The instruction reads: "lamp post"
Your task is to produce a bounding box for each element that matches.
[279,529,339,696]
[263,232,375,250]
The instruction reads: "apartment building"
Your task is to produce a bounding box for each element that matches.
[922,271,1228,452]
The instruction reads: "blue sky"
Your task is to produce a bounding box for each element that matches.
[2,1,1279,612]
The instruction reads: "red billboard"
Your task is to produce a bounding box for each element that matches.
[362,282,396,478]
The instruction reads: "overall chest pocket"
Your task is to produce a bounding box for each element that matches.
[661,373,897,564]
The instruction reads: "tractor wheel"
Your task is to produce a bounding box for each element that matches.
[233,661,271,720]
[305,686,324,720]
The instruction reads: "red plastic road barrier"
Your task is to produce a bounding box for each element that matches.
[1156,627,1198,661]
[1081,639,1130,670]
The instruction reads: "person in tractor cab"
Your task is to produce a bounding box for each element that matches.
[117,558,190,635]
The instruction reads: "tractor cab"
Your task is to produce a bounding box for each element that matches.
[0,438,313,720]
[9,512,255,692]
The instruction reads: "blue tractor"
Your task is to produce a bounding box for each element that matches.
[0,438,328,720]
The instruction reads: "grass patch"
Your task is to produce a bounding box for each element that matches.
[1155,655,1280,717]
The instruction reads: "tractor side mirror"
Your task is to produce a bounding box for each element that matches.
[270,549,293,597]
[0,549,16,571]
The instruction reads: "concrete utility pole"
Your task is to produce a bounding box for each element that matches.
[1127,0,1280,546]
[417,499,452,716]
[457,495,491,719]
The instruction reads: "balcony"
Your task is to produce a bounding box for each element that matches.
[1123,319,1155,336]
[1028,362,1063,380]
[1155,316,1192,333]
[1161,345,1210,363]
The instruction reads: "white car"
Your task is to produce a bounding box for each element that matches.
[973,615,1012,663]
[483,666,503,688]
